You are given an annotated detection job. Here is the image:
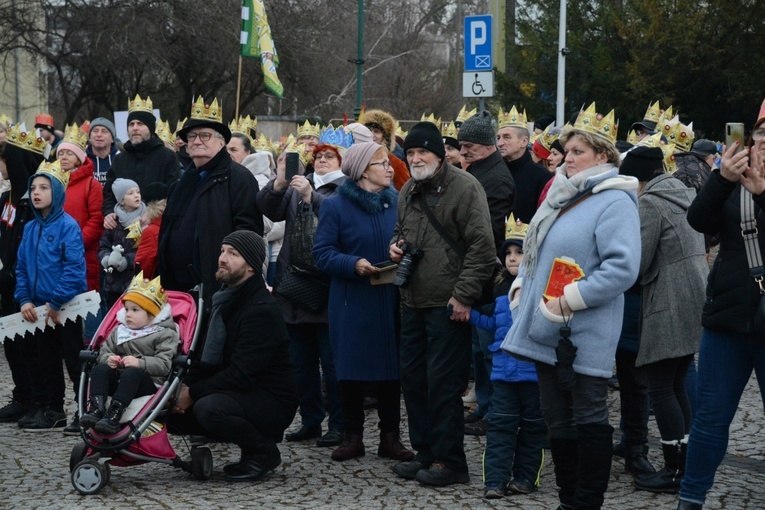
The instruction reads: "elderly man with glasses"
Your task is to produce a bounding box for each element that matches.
[157,97,263,307]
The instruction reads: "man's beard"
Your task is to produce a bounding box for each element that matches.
[410,160,440,181]
[215,264,248,286]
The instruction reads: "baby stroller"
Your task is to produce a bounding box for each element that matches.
[69,287,208,495]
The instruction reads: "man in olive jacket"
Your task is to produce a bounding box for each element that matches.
[389,121,495,487]
[170,231,298,482]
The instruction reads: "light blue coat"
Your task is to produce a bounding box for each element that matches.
[501,167,641,378]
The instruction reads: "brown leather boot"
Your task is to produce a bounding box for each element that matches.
[331,433,365,461]
[378,431,415,461]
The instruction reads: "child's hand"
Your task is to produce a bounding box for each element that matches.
[45,304,62,326]
[121,356,140,368]
[20,303,38,322]
[107,355,122,369]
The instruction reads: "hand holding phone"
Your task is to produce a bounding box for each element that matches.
[725,123,745,155]
[285,152,300,180]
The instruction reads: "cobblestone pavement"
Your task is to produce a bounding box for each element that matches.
[0,349,762,509]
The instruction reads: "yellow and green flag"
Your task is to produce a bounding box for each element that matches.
[241,0,283,98]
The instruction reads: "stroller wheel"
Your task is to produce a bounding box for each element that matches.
[70,441,89,472]
[191,446,213,480]
[71,459,110,495]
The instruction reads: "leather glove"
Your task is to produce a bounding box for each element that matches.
[555,335,577,392]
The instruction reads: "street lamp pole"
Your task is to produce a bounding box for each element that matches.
[556,0,567,126]
[352,0,365,119]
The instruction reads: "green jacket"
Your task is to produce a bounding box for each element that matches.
[391,162,496,308]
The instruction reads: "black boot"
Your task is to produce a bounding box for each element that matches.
[677,499,702,509]
[574,423,613,510]
[624,444,656,477]
[224,442,281,482]
[94,400,127,435]
[634,440,685,493]
[549,437,579,509]
[80,395,107,429]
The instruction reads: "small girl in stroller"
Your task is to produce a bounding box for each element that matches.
[80,271,179,435]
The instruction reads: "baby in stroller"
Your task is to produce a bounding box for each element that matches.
[80,271,179,434]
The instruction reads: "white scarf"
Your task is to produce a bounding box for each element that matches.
[313,169,344,188]
[523,163,614,274]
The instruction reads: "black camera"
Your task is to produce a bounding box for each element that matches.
[393,242,424,288]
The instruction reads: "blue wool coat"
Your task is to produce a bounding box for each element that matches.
[470,291,538,383]
[501,167,641,378]
[313,180,399,381]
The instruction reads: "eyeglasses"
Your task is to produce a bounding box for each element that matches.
[314,152,337,160]
[369,160,391,170]
[752,129,765,141]
[187,132,216,142]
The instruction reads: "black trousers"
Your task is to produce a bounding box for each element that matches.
[338,380,401,435]
[167,389,295,453]
[642,354,694,441]
[615,349,649,446]
[89,364,157,405]
[399,305,472,472]
[1,292,33,405]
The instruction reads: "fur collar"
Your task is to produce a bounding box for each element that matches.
[338,180,398,214]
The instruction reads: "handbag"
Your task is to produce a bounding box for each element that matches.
[740,188,765,330]
[277,265,330,313]
[288,202,321,272]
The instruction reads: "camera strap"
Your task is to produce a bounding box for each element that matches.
[418,193,466,259]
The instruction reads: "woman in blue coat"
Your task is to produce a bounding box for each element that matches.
[313,142,413,463]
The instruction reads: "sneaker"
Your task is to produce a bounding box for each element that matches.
[0,400,32,423]
[17,407,39,428]
[462,386,476,407]
[507,477,536,494]
[484,484,506,499]
[63,412,80,436]
[22,408,67,432]
[414,461,470,486]
[464,411,482,424]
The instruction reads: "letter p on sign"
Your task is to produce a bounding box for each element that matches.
[471,21,486,54]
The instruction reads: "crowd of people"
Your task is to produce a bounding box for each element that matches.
[0,94,763,510]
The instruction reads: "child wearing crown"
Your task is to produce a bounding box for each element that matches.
[468,216,546,499]
[15,160,87,431]
[99,177,145,307]
[80,272,179,434]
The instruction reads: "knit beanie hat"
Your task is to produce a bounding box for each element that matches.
[127,110,156,135]
[403,122,445,159]
[551,138,564,154]
[620,146,664,182]
[89,117,117,140]
[112,178,140,204]
[342,142,382,181]
[56,142,87,166]
[345,123,374,144]
[458,111,496,146]
[222,230,267,271]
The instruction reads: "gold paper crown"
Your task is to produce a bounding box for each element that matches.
[254,134,276,154]
[128,94,153,114]
[573,103,617,145]
[497,106,528,130]
[641,101,662,124]
[6,124,50,156]
[35,159,69,189]
[285,141,312,167]
[505,214,529,242]
[660,143,677,174]
[190,96,223,123]
[124,271,168,311]
[456,105,477,124]
[420,113,442,127]
[230,115,257,138]
[636,132,662,148]
[658,116,694,152]
[155,119,174,148]
[441,121,458,139]
[626,129,639,145]
[395,125,408,140]
[62,123,88,150]
[0,114,11,128]
[175,118,188,136]
[535,123,558,151]
[296,120,320,139]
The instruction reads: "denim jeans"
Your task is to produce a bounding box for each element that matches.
[483,380,546,487]
[286,323,343,431]
[680,329,765,505]
[400,305,472,472]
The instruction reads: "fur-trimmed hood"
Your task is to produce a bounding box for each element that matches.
[143,199,167,223]
[361,109,397,152]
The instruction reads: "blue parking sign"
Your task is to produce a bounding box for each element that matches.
[464,15,492,71]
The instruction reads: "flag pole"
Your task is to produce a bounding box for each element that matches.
[235,55,243,120]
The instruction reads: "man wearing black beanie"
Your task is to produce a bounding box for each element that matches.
[391,121,496,487]
[102,95,180,227]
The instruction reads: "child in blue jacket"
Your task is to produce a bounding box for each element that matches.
[470,222,546,499]
[15,161,86,432]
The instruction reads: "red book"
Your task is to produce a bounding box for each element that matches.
[543,257,585,301]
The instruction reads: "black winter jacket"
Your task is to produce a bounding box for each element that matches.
[102,136,180,215]
[687,170,765,335]
[505,150,552,223]
[466,150,516,252]
[157,149,263,306]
